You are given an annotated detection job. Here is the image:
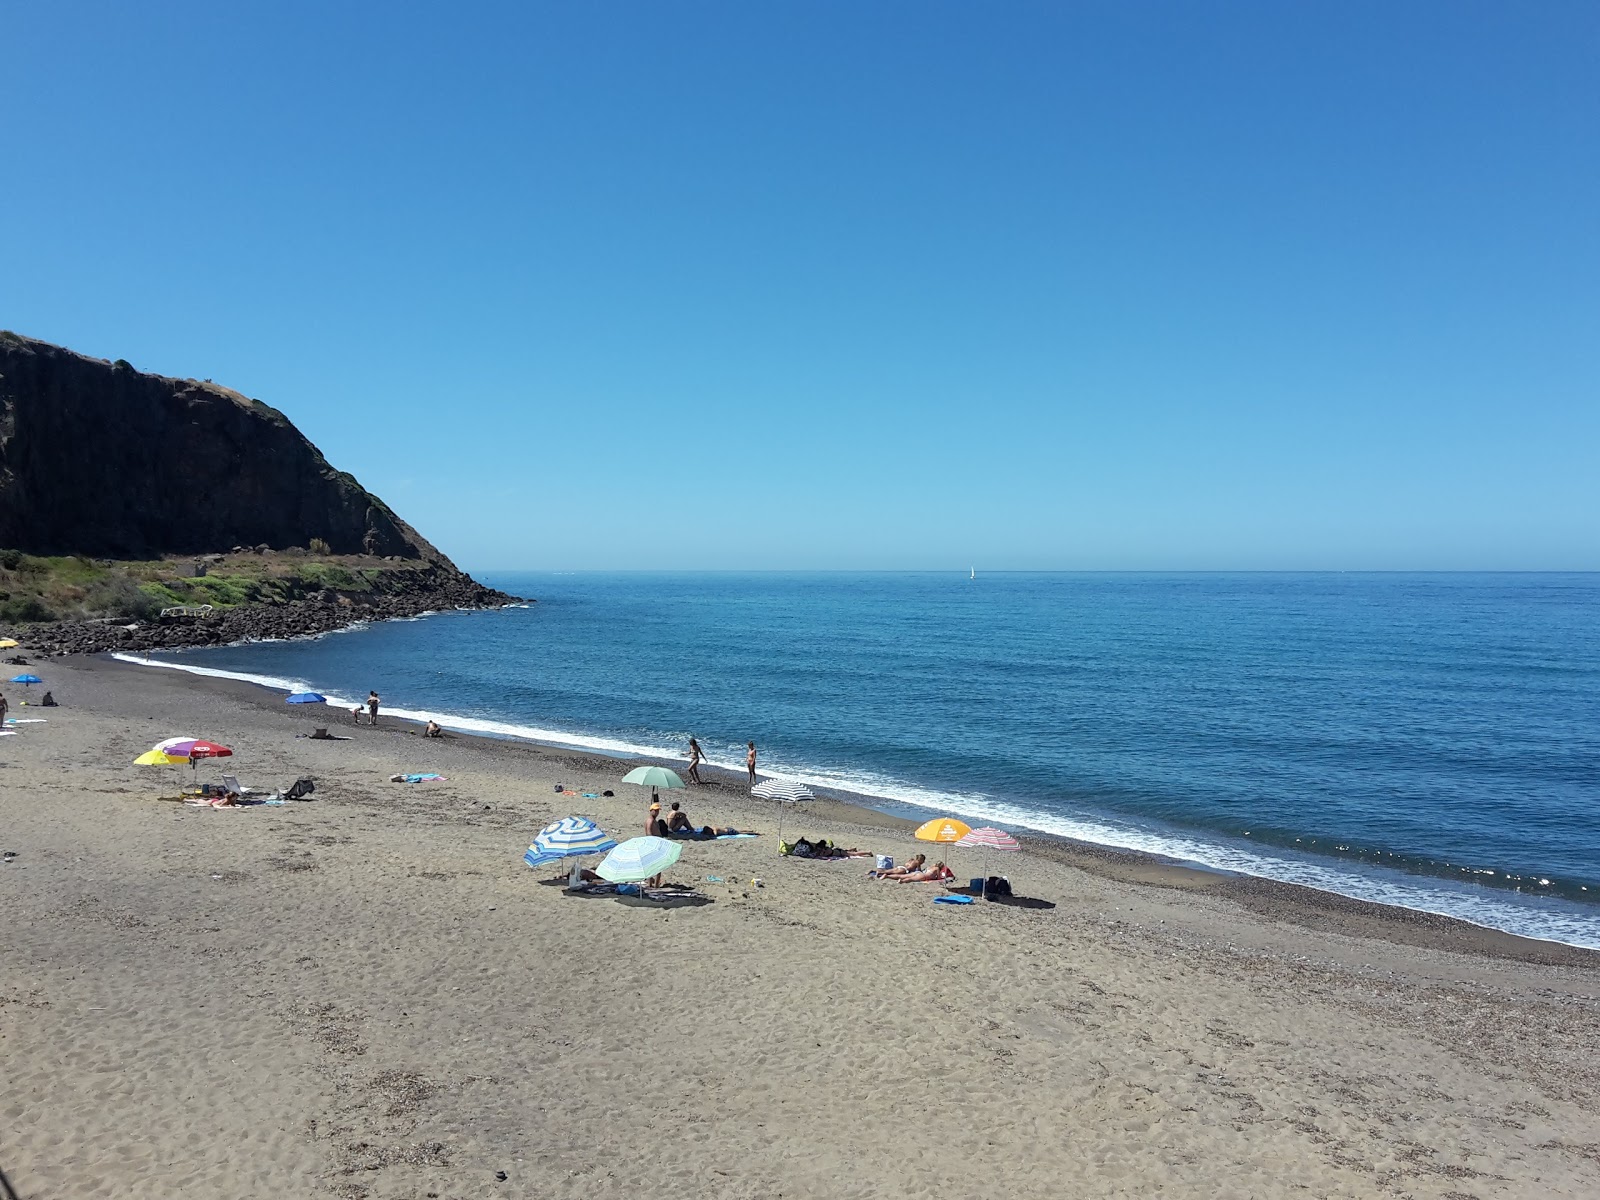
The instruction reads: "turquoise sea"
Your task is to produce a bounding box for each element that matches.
[127,572,1600,948]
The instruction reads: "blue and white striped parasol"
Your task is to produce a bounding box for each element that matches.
[523,816,618,868]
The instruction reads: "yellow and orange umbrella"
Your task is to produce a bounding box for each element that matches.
[913,817,972,845]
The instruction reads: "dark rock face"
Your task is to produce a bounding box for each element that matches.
[0,334,446,562]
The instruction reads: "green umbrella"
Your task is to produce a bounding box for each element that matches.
[596,836,682,883]
[621,766,686,791]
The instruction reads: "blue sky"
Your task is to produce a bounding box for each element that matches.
[4,1,1596,570]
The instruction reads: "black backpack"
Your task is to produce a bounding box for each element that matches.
[983,875,1012,899]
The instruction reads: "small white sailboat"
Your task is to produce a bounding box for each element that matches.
[970,566,976,580]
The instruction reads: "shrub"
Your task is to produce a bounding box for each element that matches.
[0,548,21,569]
[308,537,331,556]
[0,595,54,623]
[85,574,165,620]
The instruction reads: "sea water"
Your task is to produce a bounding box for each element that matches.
[125,572,1600,949]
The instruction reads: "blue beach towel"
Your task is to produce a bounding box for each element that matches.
[933,894,975,905]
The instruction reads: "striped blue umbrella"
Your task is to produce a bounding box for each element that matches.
[523,816,618,868]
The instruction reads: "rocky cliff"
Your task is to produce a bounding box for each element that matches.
[0,333,445,562]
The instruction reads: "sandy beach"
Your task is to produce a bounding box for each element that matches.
[4,655,1599,1200]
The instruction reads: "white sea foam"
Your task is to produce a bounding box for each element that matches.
[112,652,1600,950]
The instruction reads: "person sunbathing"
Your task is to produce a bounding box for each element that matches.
[895,861,954,883]
[670,823,745,839]
[868,853,925,879]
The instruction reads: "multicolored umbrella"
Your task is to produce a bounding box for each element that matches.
[956,826,1021,883]
[157,738,233,760]
[596,835,682,883]
[524,816,618,868]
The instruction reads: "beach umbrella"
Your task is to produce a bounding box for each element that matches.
[596,835,681,883]
[912,817,972,877]
[134,749,188,766]
[523,816,618,869]
[154,736,233,775]
[914,817,972,845]
[752,778,815,846]
[956,826,1021,885]
[286,692,326,704]
[10,674,42,686]
[621,766,686,791]
[0,638,18,649]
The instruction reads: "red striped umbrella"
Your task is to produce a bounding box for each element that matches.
[956,826,1020,888]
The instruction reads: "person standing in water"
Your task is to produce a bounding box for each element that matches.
[687,736,708,784]
[367,690,380,726]
[746,741,758,784]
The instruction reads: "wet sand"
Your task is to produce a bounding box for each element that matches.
[3,654,1599,1199]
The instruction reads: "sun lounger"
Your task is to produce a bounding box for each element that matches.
[221,774,265,796]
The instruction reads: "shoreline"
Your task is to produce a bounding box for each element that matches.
[87,651,1600,967]
[8,646,1600,1197]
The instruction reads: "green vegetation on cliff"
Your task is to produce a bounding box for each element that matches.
[0,550,421,624]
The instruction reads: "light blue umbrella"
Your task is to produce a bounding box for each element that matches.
[621,766,686,791]
[596,836,682,883]
[523,816,618,868]
[10,674,42,686]
[286,692,326,704]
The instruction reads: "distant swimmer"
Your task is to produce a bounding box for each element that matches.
[687,736,707,784]
[746,741,757,784]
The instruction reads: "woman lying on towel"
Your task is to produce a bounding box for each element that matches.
[867,853,926,879]
[895,861,955,883]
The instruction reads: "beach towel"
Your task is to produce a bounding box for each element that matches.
[393,773,447,783]
[933,894,975,905]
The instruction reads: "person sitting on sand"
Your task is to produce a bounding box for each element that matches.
[40,691,56,707]
[895,861,954,883]
[664,801,694,833]
[868,853,926,880]
[423,719,442,738]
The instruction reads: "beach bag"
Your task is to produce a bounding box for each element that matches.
[875,854,894,871]
[983,875,1012,899]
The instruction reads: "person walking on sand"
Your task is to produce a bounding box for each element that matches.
[0,690,8,729]
[687,736,708,784]
[746,741,758,784]
[367,690,380,726]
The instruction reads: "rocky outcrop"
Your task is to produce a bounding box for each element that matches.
[0,333,448,562]
[18,563,514,657]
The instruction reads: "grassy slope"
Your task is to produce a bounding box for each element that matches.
[0,550,430,624]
